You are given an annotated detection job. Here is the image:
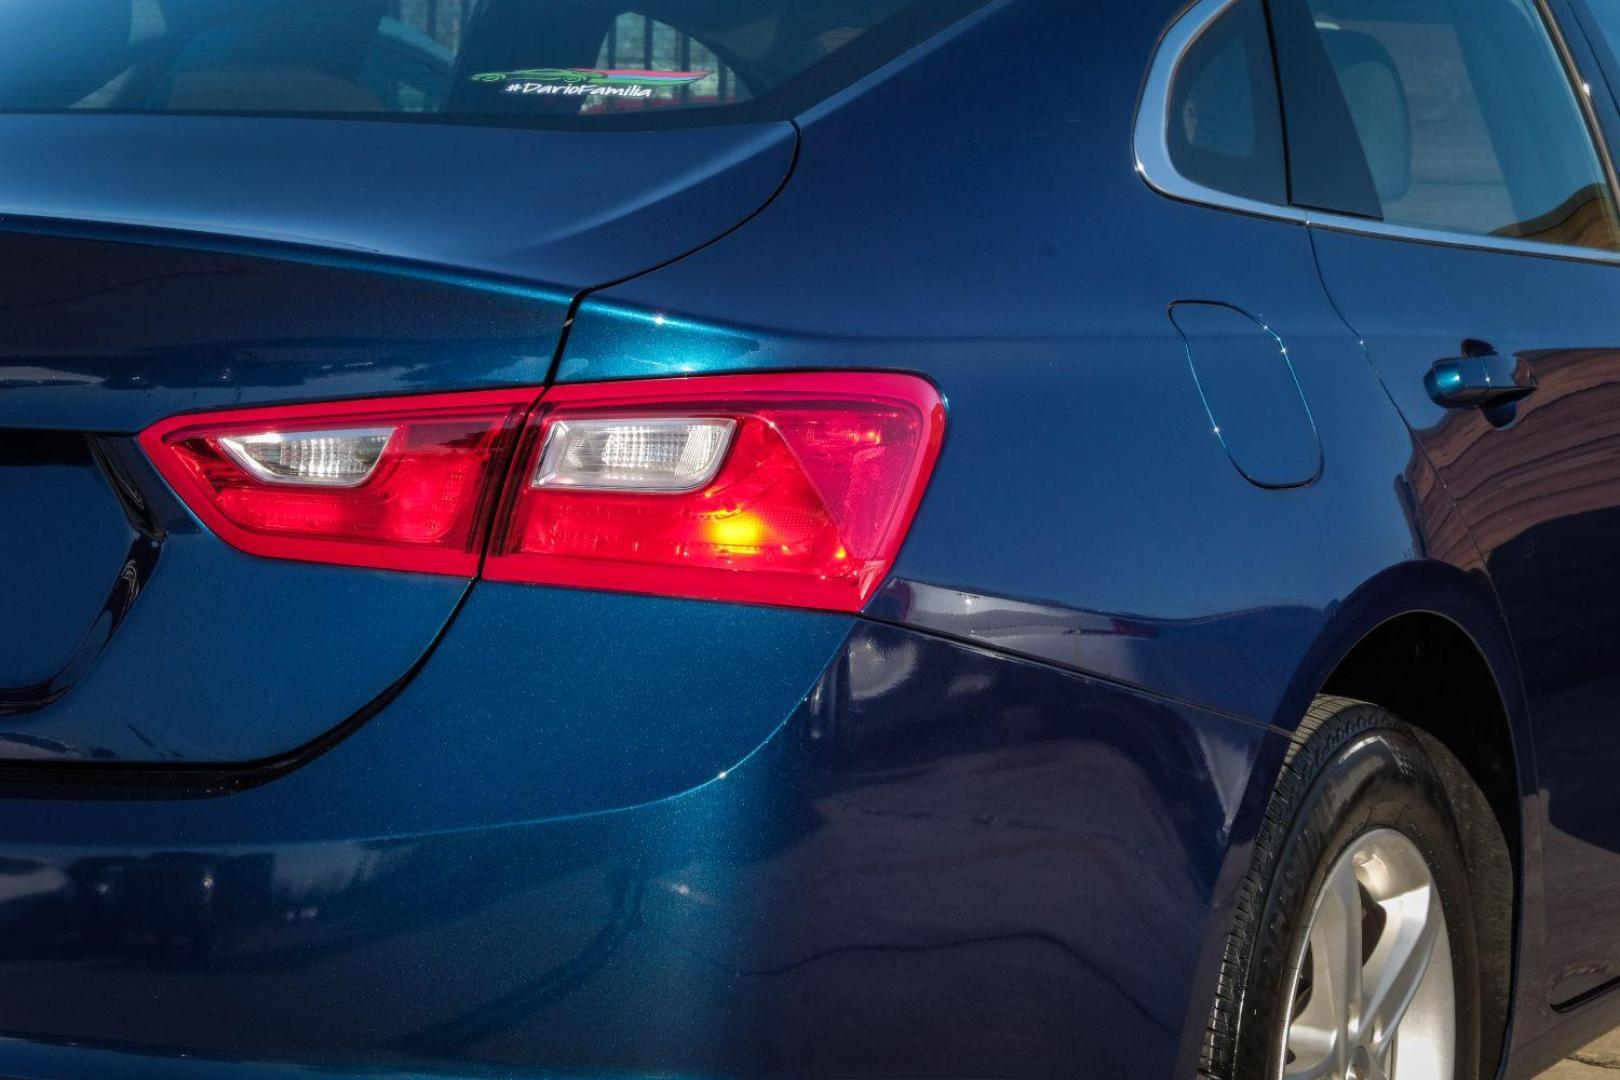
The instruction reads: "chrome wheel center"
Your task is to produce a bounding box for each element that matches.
[1279,829,1455,1080]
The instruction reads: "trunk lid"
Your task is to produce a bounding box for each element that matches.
[0,115,795,764]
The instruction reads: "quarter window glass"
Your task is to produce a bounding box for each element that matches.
[1166,0,1288,206]
[1299,0,1620,251]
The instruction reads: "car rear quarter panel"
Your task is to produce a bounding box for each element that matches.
[562,0,1546,1067]
[0,0,1554,1076]
[564,0,1453,736]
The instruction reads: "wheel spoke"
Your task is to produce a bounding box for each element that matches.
[1317,856,1364,1062]
[1287,854,1364,1075]
[1364,886,1442,1056]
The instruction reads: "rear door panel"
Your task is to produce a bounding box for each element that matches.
[1274,0,1620,1009]
[1311,229,1620,1009]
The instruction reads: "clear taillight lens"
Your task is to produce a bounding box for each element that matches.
[533,417,737,492]
[486,372,945,612]
[218,427,396,487]
[140,389,535,576]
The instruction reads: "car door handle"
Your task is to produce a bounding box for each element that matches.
[1424,350,1538,409]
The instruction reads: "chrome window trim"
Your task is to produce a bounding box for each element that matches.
[1132,0,1620,268]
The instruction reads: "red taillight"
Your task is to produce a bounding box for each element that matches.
[486,373,945,612]
[139,389,535,576]
[140,373,945,612]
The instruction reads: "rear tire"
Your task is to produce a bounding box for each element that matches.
[1201,696,1492,1080]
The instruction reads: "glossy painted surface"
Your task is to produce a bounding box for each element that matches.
[1294,21,1620,1035]
[0,617,1279,1080]
[1311,224,1620,1009]
[0,114,796,293]
[1169,301,1323,489]
[563,0,1428,735]
[0,230,570,434]
[0,429,470,763]
[4,0,1620,1076]
[0,229,555,760]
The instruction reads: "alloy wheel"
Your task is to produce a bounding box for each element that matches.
[1279,828,1456,1080]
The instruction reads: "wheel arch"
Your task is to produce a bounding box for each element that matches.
[1276,560,1533,1079]
[1273,560,1532,822]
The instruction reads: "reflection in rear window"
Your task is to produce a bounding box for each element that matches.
[0,1,990,128]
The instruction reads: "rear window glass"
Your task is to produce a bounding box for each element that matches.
[0,0,989,128]
[1166,0,1287,206]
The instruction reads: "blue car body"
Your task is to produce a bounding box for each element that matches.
[6,0,1620,1076]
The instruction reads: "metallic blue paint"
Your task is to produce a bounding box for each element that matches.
[0,231,570,434]
[1310,221,1620,1019]
[0,114,796,293]
[1169,301,1323,490]
[567,0,1426,734]
[1,425,470,763]
[1,0,1619,1075]
[0,620,1279,1080]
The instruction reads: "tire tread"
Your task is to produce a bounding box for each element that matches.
[1200,695,1405,1078]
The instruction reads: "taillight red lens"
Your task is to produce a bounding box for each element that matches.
[139,389,535,575]
[140,373,945,610]
[484,372,945,612]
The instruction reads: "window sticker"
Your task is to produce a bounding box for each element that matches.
[472,67,710,99]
